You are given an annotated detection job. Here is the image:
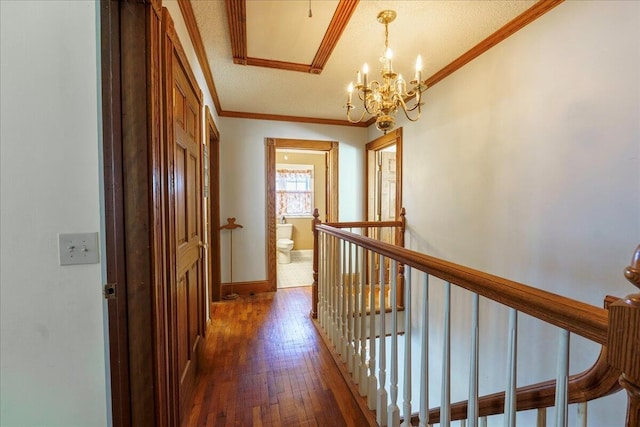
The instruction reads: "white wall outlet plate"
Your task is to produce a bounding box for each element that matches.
[58,232,99,265]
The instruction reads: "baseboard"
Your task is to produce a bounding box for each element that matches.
[221,280,273,296]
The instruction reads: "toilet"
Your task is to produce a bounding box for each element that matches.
[276,223,294,264]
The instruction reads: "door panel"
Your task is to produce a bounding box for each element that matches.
[171,53,202,421]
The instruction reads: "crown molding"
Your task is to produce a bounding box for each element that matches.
[219,110,369,127]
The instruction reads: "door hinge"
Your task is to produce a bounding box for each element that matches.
[104,283,116,300]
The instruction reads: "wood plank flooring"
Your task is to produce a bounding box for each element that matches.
[185,286,373,427]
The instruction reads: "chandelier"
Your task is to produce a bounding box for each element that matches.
[345,10,427,133]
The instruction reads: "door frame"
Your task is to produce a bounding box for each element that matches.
[101,0,169,425]
[204,106,222,303]
[265,138,339,291]
[365,128,403,224]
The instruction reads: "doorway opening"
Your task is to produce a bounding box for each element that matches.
[266,138,338,292]
[275,150,323,289]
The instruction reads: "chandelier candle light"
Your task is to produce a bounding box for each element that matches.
[346,10,427,133]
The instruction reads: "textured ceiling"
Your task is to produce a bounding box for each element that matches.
[191,0,539,123]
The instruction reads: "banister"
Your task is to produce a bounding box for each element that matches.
[316,224,609,344]
[324,220,403,228]
[410,295,623,425]
[314,214,639,425]
[607,244,640,426]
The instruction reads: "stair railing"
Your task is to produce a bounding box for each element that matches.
[311,215,639,427]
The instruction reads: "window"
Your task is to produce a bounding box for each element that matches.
[276,164,314,216]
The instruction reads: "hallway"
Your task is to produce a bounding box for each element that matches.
[185,287,372,426]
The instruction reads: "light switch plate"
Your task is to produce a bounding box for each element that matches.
[58,232,99,265]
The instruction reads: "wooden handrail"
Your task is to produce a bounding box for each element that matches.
[325,220,403,229]
[316,224,609,344]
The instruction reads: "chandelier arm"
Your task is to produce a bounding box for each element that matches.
[397,95,422,122]
[346,105,368,124]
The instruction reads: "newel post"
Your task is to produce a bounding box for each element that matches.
[310,208,321,319]
[608,244,640,426]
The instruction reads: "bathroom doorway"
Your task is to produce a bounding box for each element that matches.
[265,138,338,291]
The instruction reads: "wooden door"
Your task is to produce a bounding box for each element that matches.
[171,45,203,421]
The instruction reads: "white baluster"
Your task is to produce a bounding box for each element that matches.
[388,261,400,427]
[441,282,451,427]
[480,417,487,427]
[332,236,340,348]
[368,249,378,410]
[329,236,335,345]
[576,402,587,427]
[554,329,570,427]
[468,293,480,427]
[359,246,369,397]
[377,255,388,426]
[419,273,430,427]
[504,308,518,427]
[340,240,347,361]
[401,266,412,427]
[325,234,332,339]
[461,420,467,427]
[353,244,360,382]
[319,232,325,329]
[347,241,354,372]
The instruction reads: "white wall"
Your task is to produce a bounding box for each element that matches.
[218,118,367,282]
[377,1,639,424]
[0,1,108,426]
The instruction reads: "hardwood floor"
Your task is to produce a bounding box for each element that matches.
[185,286,373,426]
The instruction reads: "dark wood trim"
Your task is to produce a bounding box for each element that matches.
[160,10,180,426]
[147,2,170,426]
[219,110,368,127]
[205,106,222,303]
[100,1,131,425]
[608,244,640,427]
[176,0,222,113]
[425,0,564,90]
[266,138,339,292]
[121,2,163,425]
[225,0,247,65]
[244,57,312,73]
[221,280,272,296]
[265,138,278,293]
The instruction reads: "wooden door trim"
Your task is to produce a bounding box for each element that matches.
[102,0,167,425]
[100,1,130,424]
[364,128,403,222]
[205,106,222,303]
[265,138,339,292]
